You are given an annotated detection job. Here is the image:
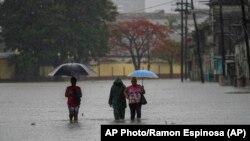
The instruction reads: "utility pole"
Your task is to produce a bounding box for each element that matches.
[219,0,226,76]
[191,0,204,83]
[180,0,184,82]
[184,0,189,80]
[176,0,184,82]
[240,0,250,79]
[175,0,184,82]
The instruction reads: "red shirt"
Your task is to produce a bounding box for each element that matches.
[65,86,82,107]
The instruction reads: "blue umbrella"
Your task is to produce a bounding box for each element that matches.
[128,70,159,85]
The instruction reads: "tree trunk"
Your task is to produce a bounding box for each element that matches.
[168,60,173,79]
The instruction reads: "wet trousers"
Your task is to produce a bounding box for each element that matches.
[113,106,125,120]
[129,103,141,120]
[68,105,80,121]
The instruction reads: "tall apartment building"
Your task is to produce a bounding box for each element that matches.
[111,0,145,13]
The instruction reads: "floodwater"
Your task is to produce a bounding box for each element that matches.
[0,79,250,141]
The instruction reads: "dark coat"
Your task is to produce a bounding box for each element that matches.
[108,78,127,109]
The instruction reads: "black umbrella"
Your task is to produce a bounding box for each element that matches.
[48,63,95,77]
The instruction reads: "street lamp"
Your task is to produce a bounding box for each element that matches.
[57,52,61,59]
[56,52,61,65]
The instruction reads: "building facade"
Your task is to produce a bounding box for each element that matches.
[111,0,145,13]
[205,0,250,86]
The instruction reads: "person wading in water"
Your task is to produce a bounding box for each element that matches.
[65,77,82,122]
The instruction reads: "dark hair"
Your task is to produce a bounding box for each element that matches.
[131,77,137,81]
[71,76,77,82]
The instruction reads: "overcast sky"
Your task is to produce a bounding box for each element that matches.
[145,0,209,13]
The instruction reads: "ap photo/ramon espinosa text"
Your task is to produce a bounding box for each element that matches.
[101,125,250,140]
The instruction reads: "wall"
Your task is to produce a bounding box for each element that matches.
[0,60,181,80]
[88,62,180,78]
[0,59,14,79]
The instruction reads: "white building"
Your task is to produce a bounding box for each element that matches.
[111,0,145,13]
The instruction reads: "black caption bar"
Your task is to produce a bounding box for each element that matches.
[101,125,250,141]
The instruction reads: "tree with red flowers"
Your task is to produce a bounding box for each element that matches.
[109,19,172,70]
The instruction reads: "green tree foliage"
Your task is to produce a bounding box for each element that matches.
[0,0,117,80]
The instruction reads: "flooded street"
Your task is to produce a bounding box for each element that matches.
[0,79,250,141]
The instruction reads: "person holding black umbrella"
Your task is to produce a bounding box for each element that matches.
[124,77,145,122]
[65,76,82,122]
